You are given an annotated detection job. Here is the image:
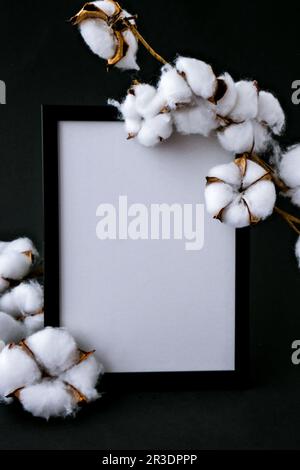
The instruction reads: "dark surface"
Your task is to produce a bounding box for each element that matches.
[0,0,300,450]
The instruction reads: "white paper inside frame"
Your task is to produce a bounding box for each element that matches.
[58,121,236,373]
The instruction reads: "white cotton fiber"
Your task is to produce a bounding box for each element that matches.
[207,161,241,187]
[137,114,173,147]
[173,98,218,136]
[279,145,300,189]
[26,327,79,376]
[205,182,235,216]
[221,199,250,228]
[157,65,193,109]
[229,80,258,122]
[120,93,139,120]
[134,84,157,115]
[0,345,41,398]
[116,29,139,71]
[19,379,76,420]
[125,118,141,136]
[24,314,44,337]
[242,159,267,189]
[62,355,104,402]
[176,57,216,99]
[257,91,285,135]
[243,180,276,219]
[80,19,116,60]
[0,281,43,318]
[0,251,32,281]
[216,73,237,117]
[217,121,254,154]
[2,237,38,259]
[0,312,25,343]
[252,120,271,153]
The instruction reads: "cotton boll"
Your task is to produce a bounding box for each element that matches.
[0,252,32,281]
[158,66,193,109]
[229,80,258,122]
[0,312,25,343]
[19,379,77,420]
[279,145,300,189]
[244,180,276,220]
[137,114,173,147]
[217,121,254,154]
[252,120,271,154]
[257,91,285,135]
[26,327,80,376]
[116,29,139,71]
[0,281,43,318]
[0,344,41,398]
[205,182,235,216]
[216,73,237,117]
[221,199,250,228]
[24,314,44,337]
[242,159,268,189]
[176,57,216,99]
[173,98,218,136]
[62,355,104,402]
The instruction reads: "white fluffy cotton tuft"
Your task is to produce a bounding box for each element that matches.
[62,355,104,401]
[257,91,285,135]
[229,80,258,122]
[0,312,26,344]
[158,65,193,109]
[26,327,79,376]
[137,114,173,147]
[19,379,77,420]
[173,98,218,136]
[176,56,216,99]
[0,345,41,398]
[279,145,300,191]
[0,281,43,318]
[216,73,237,117]
[217,121,254,154]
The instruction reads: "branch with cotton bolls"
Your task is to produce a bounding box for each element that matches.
[0,239,104,419]
[0,327,104,419]
[0,238,45,345]
[71,0,300,268]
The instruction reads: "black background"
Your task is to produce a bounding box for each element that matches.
[0,0,300,450]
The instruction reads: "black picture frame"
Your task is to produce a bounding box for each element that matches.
[42,105,250,391]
